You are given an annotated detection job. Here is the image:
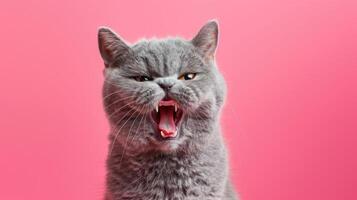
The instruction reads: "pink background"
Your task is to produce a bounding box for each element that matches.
[0,0,356,199]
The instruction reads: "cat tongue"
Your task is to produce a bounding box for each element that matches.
[158,106,176,137]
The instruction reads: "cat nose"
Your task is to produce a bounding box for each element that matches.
[158,82,173,91]
[156,77,176,91]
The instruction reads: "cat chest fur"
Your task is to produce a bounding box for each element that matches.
[106,151,228,200]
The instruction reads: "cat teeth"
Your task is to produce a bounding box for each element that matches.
[175,104,177,112]
[160,130,165,137]
[155,105,159,113]
[160,130,177,138]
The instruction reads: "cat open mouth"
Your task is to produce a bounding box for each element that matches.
[151,99,183,139]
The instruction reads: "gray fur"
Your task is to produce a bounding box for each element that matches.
[98,20,238,200]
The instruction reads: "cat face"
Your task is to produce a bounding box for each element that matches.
[98,21,226,153]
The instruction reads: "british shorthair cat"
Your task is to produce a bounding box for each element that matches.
[98,20,237,200]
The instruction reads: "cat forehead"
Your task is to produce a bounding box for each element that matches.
[132,38,193,55]
[131,38,201,75]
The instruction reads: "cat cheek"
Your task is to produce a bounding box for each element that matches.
[176,89,200,110]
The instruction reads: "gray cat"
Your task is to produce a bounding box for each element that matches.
[98,20,237,200]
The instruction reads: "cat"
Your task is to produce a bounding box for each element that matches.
[98,20,238,200]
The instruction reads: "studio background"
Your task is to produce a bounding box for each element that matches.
[0,0,356,200]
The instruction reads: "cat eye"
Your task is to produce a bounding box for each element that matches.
[178,73,196,80]
[133,76,153,82]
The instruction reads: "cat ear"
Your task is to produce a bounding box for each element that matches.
[98,27,131,67]
[191,20,219,60]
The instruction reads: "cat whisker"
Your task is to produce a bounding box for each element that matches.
[125,105,146,146]
[112,105,147,174]
[102,90,123,101]
[104,94,137,110]
[106,100,137,119]
[109,109,136,155]
[129,108,147,145]
[109,104,146,155]
[102,90,142,102]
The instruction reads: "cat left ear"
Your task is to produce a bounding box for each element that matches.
[98,27,131,67]
[191,20,219,60]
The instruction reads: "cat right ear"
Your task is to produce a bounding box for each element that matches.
[191,20,219,61]
[98,27,131,67]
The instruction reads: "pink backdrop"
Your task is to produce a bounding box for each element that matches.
[0,0,356,199]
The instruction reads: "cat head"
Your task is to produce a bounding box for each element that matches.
[98,20,226,153]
